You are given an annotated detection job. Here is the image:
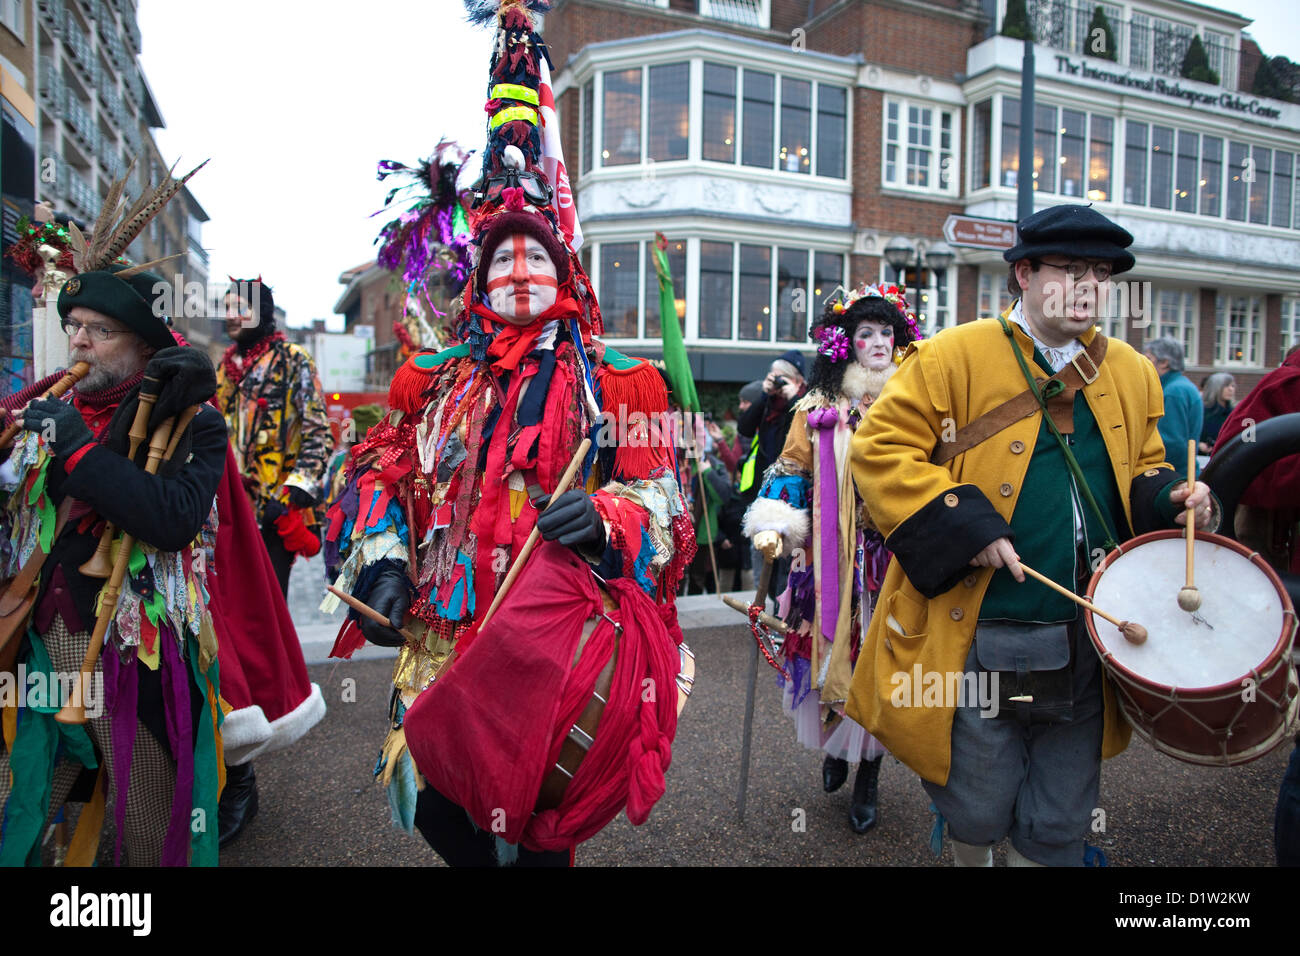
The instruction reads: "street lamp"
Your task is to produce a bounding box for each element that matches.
[883,238,956,332]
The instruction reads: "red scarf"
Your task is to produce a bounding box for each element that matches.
[474,296,582,372]
[221,332,286,386]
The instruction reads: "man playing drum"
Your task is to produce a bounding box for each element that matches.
[847,205,1218,866]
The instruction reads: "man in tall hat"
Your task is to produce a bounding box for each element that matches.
[0,253,227,865]
[847,204,1218,866]
[214,277,333,844]
[216,278,333,597]
[324,0,693,866]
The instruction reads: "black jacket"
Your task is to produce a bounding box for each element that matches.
[36,399,228,630]
[736,387,804,501]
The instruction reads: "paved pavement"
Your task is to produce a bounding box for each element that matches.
[219,554,1293,867]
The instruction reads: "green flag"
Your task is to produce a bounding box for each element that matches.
[652,232,699,413]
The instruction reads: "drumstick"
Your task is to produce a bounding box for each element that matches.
[1178,439,1202,613]
[325,584,421,644]
[1018,562,1148,645]
[478,437,592,631]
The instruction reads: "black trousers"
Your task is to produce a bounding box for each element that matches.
[261,525,294,598]
[413,786,569,868]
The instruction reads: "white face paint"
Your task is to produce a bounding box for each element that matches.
[484,233,559,326]
[854,319,895,371]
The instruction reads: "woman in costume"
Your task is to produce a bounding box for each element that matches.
[745,283,919,833]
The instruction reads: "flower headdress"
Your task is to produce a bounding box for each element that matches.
[827,282,924,342]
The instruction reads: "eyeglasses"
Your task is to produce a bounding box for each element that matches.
[1037,259,1113,282]
[60,318,130,342]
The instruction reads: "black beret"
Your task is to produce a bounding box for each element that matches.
[1003,204,1135,275]
[57,265,175,351]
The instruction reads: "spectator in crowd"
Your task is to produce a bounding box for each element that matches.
[1198,372,1236,454]
[737,353,807,602]
[1143,336,1202,477]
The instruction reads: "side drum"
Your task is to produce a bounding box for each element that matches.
[1085,530,1299,766]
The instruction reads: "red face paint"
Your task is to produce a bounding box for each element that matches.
[485,233,559,323]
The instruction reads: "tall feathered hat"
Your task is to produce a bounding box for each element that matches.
[54,160,207,349]
[459,0,598,340]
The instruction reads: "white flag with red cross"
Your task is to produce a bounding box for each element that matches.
[538,56,583,252]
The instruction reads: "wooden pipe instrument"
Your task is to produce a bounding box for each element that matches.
[79,373,163,579]
[54,403,201,725]
[0,362,91,451]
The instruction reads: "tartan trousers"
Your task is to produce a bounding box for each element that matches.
[0,616,176,866]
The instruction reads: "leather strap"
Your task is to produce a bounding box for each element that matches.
[535,588,620,812]
[0,497,75,617]
[930,332,1107,465]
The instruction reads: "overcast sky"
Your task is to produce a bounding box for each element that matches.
[138,1,1298,332]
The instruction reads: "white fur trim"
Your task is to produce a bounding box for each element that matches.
[219,705,272,762]
[224,683,327,766]
[743,496,811,555]
[840,362,870,402]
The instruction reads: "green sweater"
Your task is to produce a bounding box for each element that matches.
[979,351,1124,624]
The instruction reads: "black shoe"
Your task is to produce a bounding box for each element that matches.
[218,762,259,848]
[849,756,882,834]
[822,755,848,793]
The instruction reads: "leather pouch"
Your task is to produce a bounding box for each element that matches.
[975,622,1074,725]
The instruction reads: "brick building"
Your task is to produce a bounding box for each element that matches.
[543,0,1300,393]
[0,0,212,392]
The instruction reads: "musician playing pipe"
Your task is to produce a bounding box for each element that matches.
[846,205,1218,867]
[0,263,227,867]
[322,0,691,868]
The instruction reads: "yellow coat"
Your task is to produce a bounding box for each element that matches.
[846,316,1172,785]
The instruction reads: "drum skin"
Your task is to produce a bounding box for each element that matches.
[1085,530,1300,767]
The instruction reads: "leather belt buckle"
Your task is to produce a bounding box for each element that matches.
[1071,350,1099,385]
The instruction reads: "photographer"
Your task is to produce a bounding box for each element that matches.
[737,351,807,601]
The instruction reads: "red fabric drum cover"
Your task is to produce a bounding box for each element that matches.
[404,541,681,852]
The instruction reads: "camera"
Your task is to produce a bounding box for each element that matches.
[772,375,788,389]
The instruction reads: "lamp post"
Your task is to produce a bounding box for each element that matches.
[883,238,956,335]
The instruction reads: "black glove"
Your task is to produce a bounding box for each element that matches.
[357,562,411,647]
[144,347,217,435]
[285,486,317,510]
[20,398,94,460]
[533,489,606,559]
[262,499,288,529]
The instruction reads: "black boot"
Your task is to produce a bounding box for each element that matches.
[822,755,848,793]
[218,762,259,848]
[849,756,882,833]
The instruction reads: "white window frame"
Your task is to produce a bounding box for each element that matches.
[700,0,771,30]
[1281,297,1300,363]
[1154,288,1199,364]
[1,0,23,42]
[978,271,1013,321]
[1214,294,1264,367]
[877,261,958,338]
[882,96,959,196]
[591,238,845,345]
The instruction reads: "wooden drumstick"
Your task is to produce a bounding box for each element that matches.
[478,437,592,631]
[325,584,421,644]
[1178,439,1202,613]
[1019,562,1148,645]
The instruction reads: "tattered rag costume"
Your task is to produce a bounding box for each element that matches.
[0,370,226,866]
[324,0,693,866]
[216,314,332,592]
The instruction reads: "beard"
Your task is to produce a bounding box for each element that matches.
[72,347,141,393]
